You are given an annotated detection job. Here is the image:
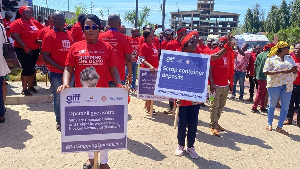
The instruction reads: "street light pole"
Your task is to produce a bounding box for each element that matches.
[162,0,166,31]
[135,0,138,28]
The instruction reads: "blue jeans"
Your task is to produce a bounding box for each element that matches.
[177,105,200,148]
[0,77,5,117]
[125,62,138,89]
[267,85,292,128]
[232,71,246,97]
[49,72,74,122]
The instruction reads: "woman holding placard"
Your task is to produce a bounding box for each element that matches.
[56,14,125,169]
[138,30,159,114]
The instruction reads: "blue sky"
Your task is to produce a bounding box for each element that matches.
[34,0,286,28]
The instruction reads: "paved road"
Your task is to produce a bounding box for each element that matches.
[1,87,300,169]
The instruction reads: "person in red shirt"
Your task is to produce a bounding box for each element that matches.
[197,37,210,54]
[285,43,300,127]
[10,6,40,96]
[71,13,86,42]
[57,14,123,169]
[209,36,235,137]
[26,6,45,30]
[165,27,187,51]
[138,25,160,51]
[126,28,140,92]
[160,29,173,50]
[139,30,159,114]
[246,45,261,102]
[98,14,133,86]
[36,14,54,45]
[3,11,13,39]
[205,38,215,54]
[42,11,74,131]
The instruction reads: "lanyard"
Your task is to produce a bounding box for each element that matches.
[109,28,118,31]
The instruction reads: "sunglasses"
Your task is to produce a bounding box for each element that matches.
[84,25,99,31]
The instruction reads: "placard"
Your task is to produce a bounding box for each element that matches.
[137,68,168,101]
[60,88,128,153]
[154,50,210,102]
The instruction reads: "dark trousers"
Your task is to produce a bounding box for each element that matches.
[249,76,258,99]
[0,77,4,117]
[177,105,200,148]
[287,85,300,121]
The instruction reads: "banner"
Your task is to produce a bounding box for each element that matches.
[154,50,210,102]
[60,88,128,153]
[137,68,168,101]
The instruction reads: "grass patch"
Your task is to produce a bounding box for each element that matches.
[8,68,47,82]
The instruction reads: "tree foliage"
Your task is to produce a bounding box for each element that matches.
[290,0,300,27]
[124,6,151,30]
[278,0,290,29]
[265,5,280,33]
[66,3,88,25]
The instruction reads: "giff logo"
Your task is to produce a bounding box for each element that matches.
[66,94,81,104]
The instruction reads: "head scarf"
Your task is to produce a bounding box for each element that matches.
[19,6,30,15]
[268,41,289,57]
[177,28,187,34]
[189,31,199,36]
[219,36,228,42]
[263,43,275,51]
[178,33,193,51]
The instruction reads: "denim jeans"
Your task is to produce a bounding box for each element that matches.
[177,105,200,148]
[287,85,300,122]
[125,62,138,89]
[0,77,5,117]
[267,85,292,128]
[49,72,74,122]
[232,71,246,97]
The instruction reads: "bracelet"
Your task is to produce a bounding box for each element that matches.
[117,84,123,88]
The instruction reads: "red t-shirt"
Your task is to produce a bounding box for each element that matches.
[166,39,180,51]
[161,40,169,50]
[247,52,257,76]
[10,18,40,50]
[3,19,12,37]
[128,36,139,62]
[37,26,51,40]
[210,47,229,86]
[292,53,300,85]
[42,30,74,73]
[197,45,210,54]
[71,22,84,42]
[139,43,159,68]
[98,30,132,81]
[65,40,118,87]
[32,19,45,30]
[138,36,160,50]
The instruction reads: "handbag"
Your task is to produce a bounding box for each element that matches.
[1,25,17,59]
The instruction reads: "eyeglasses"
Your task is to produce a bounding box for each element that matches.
[84,25,99,31]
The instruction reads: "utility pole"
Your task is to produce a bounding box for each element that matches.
[178,9,180,28]
[162,0,166,31]
[135,0,138,28]
[91,2,92,14]
[68,0,69,11]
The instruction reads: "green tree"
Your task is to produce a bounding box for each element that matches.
[244,8,253,33]
[278,0,290,29]
[124,6,151,30]
[290,0,300,27]
[66,3,88,25]
[252,4,261,33]
[265,5,280,33]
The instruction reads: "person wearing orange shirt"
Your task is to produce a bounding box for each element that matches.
[10,6,40,96]
[36,14,54,46]
[160,29,173,50]
[71,14,86,42]
[3,11,13,41]
[98,14,133,87]
[165,27,187,51]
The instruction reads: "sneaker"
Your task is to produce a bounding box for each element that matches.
[0,117,5,123]
[251,108,259,113]
[21,89,32,96]
[246,98,253,102]
[260,108,268,112]
[239,96,244,101]
[186,147,199,159]
[231,95,236,99]
[28,86,38,93]
[175,145,184,156]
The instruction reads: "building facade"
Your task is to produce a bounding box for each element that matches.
[170,0,239,37]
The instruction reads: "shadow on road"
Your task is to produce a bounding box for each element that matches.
[127,138,166,161]
[0,107,33,149]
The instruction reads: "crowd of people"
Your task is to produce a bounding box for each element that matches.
[0,6,299,169]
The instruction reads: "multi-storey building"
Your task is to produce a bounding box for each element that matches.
[170,0,240,37]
